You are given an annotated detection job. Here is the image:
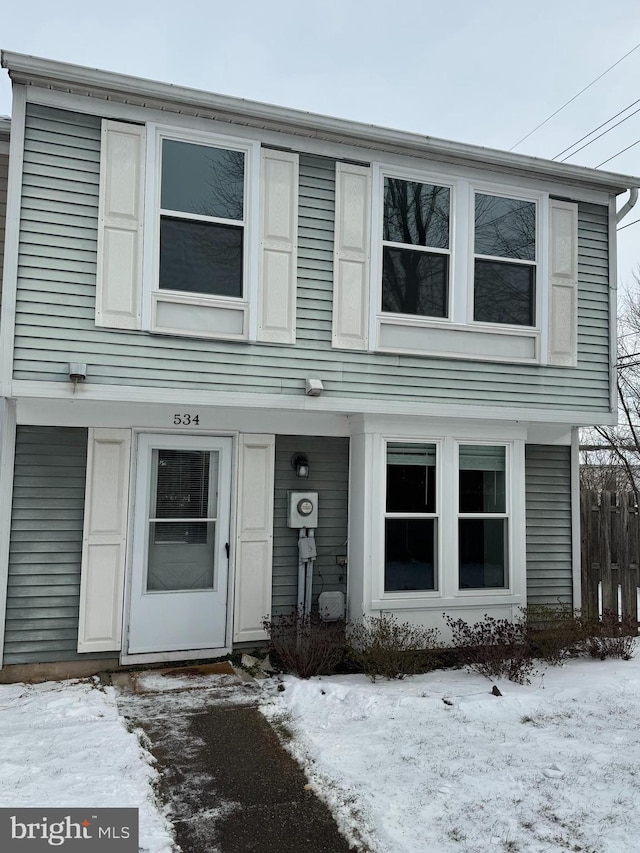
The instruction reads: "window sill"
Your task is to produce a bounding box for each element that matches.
[371,591,521,610]
[376,315,540,363]
[151,291,249,341]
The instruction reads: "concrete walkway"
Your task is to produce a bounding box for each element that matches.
[112,665,354,853]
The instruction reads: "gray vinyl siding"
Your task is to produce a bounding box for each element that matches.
[525,444,573,606]
[4,426,110,665]
[13,103,610,412]
[272,436,349,614]
[0,150,8,309]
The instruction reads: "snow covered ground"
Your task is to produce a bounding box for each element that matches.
[2,657,640,853]
[261,652,640,853]
[0,679,174,852]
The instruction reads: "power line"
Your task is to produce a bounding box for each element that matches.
[554,100,640,161]
[509,41,640,151]
[596,138,640,168]
[618,217,640,232]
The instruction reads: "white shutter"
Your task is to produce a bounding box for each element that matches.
[96,121,145,330]
[548,199,579,367]
[257,149,299,343]
[332,162,371,350]
[233,434,275,643]
[77,429,131,653]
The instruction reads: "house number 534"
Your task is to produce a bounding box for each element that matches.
[173,414,200,425]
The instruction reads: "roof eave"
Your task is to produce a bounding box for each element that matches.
[2,49,639,195]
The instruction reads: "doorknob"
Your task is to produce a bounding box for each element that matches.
[225,542,230,559]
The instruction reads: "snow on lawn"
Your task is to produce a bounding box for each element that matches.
[261,653,640,853]
[0,678,174,852]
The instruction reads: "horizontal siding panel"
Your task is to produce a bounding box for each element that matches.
[525,445,573,607]
[3,426,115,666]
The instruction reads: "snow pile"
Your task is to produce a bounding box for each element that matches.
[0,679,174,853]
[262,653,640,852]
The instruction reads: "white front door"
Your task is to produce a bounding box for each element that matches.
[127,433,232,655]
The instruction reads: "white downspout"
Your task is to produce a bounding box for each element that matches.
[616,187,638,224]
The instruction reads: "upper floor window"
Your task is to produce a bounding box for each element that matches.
[381,178,451,318]
[159,139,246,299]
[473,193,537,327]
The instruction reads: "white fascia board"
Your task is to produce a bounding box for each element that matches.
[3,50,640,195]
[11,380,617,427]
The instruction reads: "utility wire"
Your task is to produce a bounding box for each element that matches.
[509,41,640,151]
[596,138,640,168]
[554,100,640,161]
[618,217,640,232]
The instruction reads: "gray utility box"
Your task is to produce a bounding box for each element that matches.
[287,491,319,528]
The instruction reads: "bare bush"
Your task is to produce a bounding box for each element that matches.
[347,613,441,681]
[263,610,346,678]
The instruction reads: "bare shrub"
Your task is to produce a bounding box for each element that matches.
[586,609,637,661]
[347,613,441,681]
[444,613,535,684]
[263,610,346,678]
[524,604,590,665]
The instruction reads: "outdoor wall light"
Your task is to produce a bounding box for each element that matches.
[305,378,324,396]
[291,453,310,478]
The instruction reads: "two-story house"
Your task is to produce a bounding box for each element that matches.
[0,51,637,679]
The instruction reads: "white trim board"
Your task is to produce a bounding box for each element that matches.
[0,84,27,397]
[11,380,617,427]
[0,399,17,667]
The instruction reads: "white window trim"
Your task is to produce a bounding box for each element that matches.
[373,435,525,609]
[142,123,261,341]
[370,162,550,364]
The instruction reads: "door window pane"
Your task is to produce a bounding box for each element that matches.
[384,179,450,249]
[385,518,436,591]
[459,518,507,588]
[154,450,211,518]
[474,194,535,260]
[459,445,505,513]
[473,259,534,326]
[147,449,219,592]
[382,248,448,317]
[161,140,244,220]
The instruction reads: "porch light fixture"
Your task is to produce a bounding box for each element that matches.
[291,453,310,478]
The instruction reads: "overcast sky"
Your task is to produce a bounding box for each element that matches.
[2,0,640,286]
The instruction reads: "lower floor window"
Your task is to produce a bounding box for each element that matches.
[383,439,511,595]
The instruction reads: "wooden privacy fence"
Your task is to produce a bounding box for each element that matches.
[581,490,640,622]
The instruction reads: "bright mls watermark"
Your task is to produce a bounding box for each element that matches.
[0,809,138,850]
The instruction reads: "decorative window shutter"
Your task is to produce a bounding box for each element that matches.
[332,162,371,350]
[257,149,299,343]
[77,428,131,653]
[548,199,579,367]
[233,434,275,643]
[96,121,145,330]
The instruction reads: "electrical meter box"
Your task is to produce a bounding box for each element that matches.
[287,491,318,528]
